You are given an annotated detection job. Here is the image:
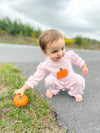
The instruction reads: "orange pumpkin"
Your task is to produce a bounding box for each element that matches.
[13,94,28,107]
[56,68,68,79]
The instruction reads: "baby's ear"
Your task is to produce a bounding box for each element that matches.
[42,50,47,55]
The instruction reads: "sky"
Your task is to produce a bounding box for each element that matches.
[0,0,100,41]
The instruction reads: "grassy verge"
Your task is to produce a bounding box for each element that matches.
[0,35,39,46]
[0,34,100,50]
[0,63,66,133]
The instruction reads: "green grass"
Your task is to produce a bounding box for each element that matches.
[0,63,66,133]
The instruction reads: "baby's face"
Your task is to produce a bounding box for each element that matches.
[44,38,65,62]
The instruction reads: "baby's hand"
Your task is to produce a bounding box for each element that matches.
[14,84,30,96]
[82,64,88,75]
[13,88,25,97]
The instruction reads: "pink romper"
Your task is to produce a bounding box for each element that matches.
[26,51,85,97]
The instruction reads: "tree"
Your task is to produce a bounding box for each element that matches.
[75,36,82,46]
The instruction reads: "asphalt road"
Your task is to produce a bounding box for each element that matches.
[0,43,100,133]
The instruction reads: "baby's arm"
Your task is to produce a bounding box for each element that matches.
[69,51,85,67]
[69,51,88,75]
[13,62,47,96]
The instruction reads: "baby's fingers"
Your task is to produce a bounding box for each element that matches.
[20,92,24,97]
[13,89,18,95]
[13,89,23,97]
[82,71,88,75]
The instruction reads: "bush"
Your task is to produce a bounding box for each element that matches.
[74,36,83,46]
[0,17,42,38]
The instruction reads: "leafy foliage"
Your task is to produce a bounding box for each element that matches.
[0,17,100,49]
[74,35,100,47]
[0,17,42,38]
[74,36,82,46]
[64,38,75,44]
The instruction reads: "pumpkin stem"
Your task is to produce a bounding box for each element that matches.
[19,96,22,99]
[60,68,63,71]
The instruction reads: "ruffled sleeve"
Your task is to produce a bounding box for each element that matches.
[68,50,85,67]
[25,62,48,88]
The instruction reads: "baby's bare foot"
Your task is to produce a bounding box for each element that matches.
[75,96,83,102]
[46,92,53,99]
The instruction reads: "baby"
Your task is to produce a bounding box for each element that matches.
[14,29,88,102]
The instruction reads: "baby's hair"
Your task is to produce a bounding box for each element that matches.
[39,29,64,51]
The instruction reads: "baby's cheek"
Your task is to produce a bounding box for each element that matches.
[52,55,56,58]
[63,51,66,55]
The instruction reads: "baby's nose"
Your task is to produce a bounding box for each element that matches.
[57,51,62,56]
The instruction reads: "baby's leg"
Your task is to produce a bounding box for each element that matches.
[44,75,61,98]
[67,73,85,102]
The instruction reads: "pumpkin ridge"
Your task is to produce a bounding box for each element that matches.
[13,94,28,107]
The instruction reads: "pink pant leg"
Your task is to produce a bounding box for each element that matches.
[44,75,62,95]
[67,73,85,97]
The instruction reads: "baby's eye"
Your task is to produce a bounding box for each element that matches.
[61,47,64,50]
[52,50,57,53]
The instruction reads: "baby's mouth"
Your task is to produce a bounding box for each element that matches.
[57,56,62,59]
